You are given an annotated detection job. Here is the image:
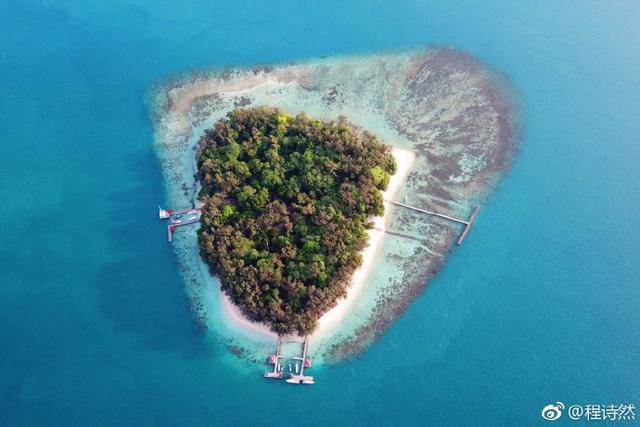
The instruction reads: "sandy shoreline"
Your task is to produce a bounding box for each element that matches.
[218,146,416,342]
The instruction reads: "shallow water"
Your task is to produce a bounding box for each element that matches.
[152,49,512,362]
[1,1,639,425]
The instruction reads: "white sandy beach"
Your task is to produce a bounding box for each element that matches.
[218,146,416,341]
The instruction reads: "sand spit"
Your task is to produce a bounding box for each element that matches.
[150,47,518,363]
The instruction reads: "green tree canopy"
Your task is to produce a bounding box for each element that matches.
[196,107,396,335]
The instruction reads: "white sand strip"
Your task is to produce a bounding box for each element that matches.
[220,292,279,340]
[312,147,415,339]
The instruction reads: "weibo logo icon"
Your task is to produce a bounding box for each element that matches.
[541,402,565,421]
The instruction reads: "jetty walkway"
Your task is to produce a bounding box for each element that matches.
[264,336,314,385]
[158,206,202,242]
[386,200,480,245]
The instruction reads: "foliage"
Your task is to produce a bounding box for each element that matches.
[196,107,396,335]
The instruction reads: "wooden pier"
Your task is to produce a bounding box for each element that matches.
[456,206,480,245]
[387,200,480,245]
[166,217,200,242]
[158,206,202,242]
[264,336,314,384]
[264,337,284,379]
[159,206,201,219]
[286,336,314,384]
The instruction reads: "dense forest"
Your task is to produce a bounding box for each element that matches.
[196,107,396,335]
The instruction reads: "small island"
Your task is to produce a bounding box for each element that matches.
[196,107,397,335]
[151,48,517,361]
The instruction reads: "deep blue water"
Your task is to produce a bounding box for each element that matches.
[1,1,639,425]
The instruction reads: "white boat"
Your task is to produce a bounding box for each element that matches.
[158,207,171,219]
[285,374,315,385]
[264,371,283,379]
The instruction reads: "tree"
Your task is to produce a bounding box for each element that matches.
[196,107,396,335]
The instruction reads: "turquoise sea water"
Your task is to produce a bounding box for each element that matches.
[1,1,639,425]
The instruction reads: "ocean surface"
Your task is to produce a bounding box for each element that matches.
[1,1,639,425]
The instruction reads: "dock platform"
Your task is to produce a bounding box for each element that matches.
[456,206,480,245]
[158,206,202,242]
[264,336,314,384]
[387,200,480,245]
[264,337,284,379]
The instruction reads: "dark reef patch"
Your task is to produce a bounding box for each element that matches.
[323,48,519,362]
